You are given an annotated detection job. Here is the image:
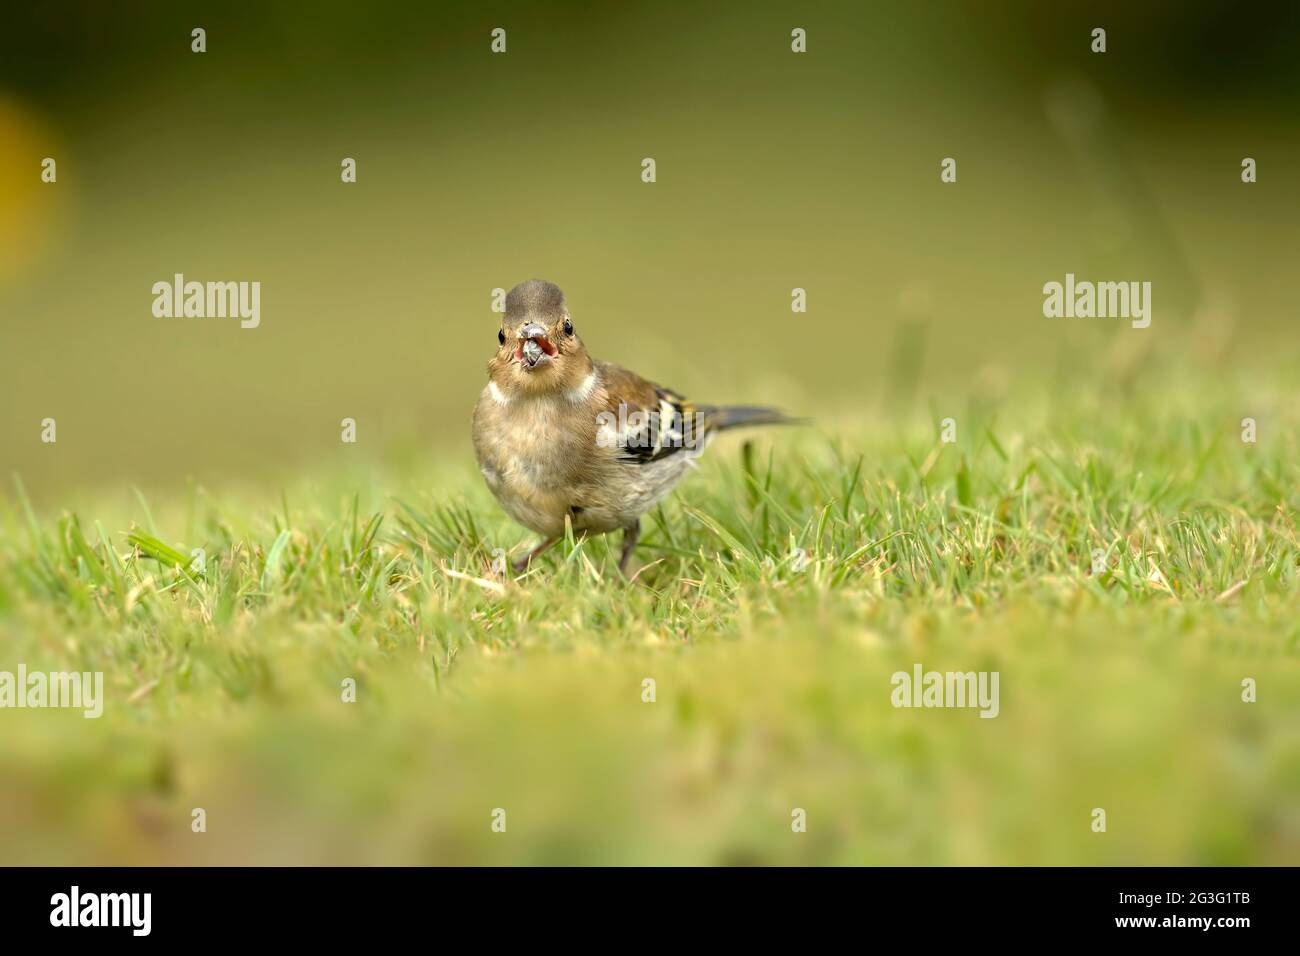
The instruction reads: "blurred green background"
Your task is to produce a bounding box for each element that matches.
[3,0,1298,500]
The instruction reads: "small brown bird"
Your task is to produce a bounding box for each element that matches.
[473,279,793,575]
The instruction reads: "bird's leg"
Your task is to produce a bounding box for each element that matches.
[618,521,641,576]
[511,536,557,574]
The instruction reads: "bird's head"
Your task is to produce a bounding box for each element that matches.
[487,279,593,397]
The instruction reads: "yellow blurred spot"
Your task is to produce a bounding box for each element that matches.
[0,94,64,283]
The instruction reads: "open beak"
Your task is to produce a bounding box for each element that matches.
[516,322,558,369]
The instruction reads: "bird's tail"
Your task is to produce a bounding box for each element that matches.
[702,405,801,432]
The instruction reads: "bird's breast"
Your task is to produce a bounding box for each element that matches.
[474,390,604,535]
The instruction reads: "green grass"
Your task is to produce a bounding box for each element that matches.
[1,370,1298,865]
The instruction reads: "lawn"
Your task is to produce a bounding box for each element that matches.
[1,367,1297,865]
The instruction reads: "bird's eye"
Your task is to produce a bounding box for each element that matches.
[563,318,574,336]
[498,329,506,345]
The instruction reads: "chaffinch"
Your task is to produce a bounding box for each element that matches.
[472,279,793,575]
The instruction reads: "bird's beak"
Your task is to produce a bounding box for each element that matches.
[516,323,557,369]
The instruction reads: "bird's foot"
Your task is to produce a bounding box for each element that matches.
[618,521,641,577]
[512,536,558,574]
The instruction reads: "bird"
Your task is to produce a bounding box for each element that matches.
[472,279,794,576]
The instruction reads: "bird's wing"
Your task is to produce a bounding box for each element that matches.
[596,361,703,465]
